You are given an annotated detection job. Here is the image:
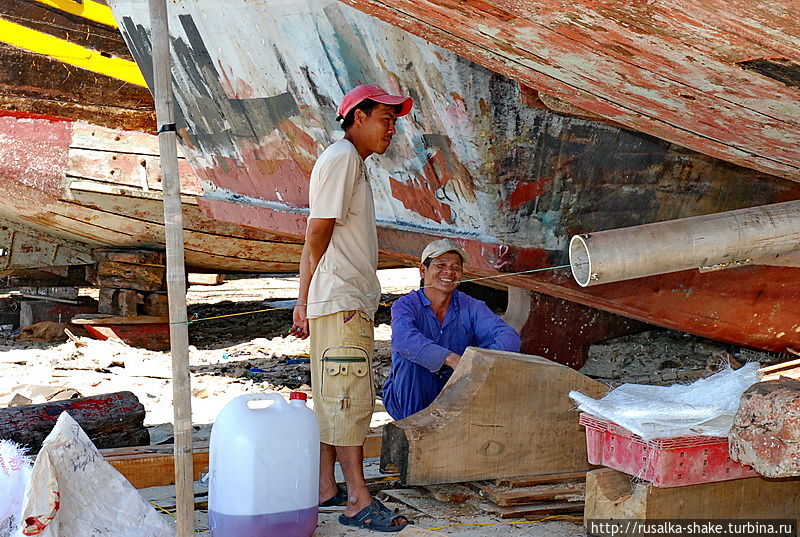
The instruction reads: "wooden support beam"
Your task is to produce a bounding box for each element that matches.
[381,348,607,485]
[584,468,800,520]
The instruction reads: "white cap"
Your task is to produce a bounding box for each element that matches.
[420,239,469,264]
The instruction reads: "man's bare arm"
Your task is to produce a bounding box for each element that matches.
[290,218,336,339]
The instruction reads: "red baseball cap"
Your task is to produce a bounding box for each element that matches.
[336,84,413,121]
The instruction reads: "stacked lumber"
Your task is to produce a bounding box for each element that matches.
[93,249,167,316]
[759,352,800,381]
[76,249,170,349]
[473,471,586,521]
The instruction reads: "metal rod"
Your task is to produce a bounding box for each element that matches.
[569,200,800,287]
[148,0,194,534]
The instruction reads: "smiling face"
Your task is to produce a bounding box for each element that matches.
[351,104,398,157]
[420,251,464,295]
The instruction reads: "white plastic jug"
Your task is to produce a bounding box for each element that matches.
[208,392,320,537]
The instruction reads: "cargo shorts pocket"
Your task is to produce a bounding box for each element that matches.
[320,344,373,410]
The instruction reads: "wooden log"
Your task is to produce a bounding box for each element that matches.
[96,261,165,292]
[381,348,608,485]
[584,468,800,520]
[0,391,149,452]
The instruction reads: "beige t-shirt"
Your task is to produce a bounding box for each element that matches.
[307,139,380,320]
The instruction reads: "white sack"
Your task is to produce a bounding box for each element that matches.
[0,441,32,537]
[570,362,761,441]
[20,412,172,537]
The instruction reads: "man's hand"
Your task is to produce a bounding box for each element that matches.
[290,304,309,339]
[444,352,461,368]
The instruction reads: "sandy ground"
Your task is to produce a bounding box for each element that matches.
[1,267,766,536]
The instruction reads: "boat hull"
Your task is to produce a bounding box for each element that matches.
[107,0,800,354]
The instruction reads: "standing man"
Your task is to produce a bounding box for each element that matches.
[290,84,412,532]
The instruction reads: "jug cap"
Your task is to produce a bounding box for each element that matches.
[290,392,307,401]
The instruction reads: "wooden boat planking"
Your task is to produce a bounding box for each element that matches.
[337,0,800,180]
[0,0,154,130]
[0,114,304,274]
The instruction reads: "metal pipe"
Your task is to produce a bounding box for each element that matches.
[569,200,800,287]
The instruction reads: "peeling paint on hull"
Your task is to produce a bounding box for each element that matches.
[108,0,800,353]
[0,115,304,273]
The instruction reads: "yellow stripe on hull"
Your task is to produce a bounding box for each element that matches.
[30,0,118,28]
[0,18,146,87]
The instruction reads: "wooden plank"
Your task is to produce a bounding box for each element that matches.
[483,501,585,519]
[497,471,587,488]
[188,273,225,286]
[102,443,209,490]
[584,468,800,520]
[101,431,384,489]
[474,482,585,506]
[96,260,165,291]
[93,249,166,266]
[381,348,607,485]
[72,314,168,325]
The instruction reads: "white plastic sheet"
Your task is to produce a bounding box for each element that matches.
[21,412,173,537]
[0,441,32,537]
[569,362,761,440]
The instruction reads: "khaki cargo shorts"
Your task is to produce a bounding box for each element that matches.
[309,309,375,446]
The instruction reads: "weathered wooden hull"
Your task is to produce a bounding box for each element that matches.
[0,0,154,130]
[107,0,800,355]
[0,114,303,274]
[104,0,800,351]
[337,0,800,181]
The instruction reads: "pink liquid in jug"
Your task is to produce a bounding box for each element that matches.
[208,506,318,537]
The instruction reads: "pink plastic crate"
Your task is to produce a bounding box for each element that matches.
[579,413,758,487]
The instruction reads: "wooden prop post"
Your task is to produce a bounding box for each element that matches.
[148,0,194,534]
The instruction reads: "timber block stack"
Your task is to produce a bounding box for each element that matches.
[92,249,168,317]
[473,472,586,521]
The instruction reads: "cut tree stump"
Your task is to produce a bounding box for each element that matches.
[0,391,149,452]
[584,467,800,520]
[381,348,607,485]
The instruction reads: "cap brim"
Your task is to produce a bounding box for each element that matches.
[372,95,413,117]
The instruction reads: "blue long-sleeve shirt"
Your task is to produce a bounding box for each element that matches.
[382,289,521,420]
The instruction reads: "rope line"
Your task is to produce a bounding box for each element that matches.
[174,264,570,325]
